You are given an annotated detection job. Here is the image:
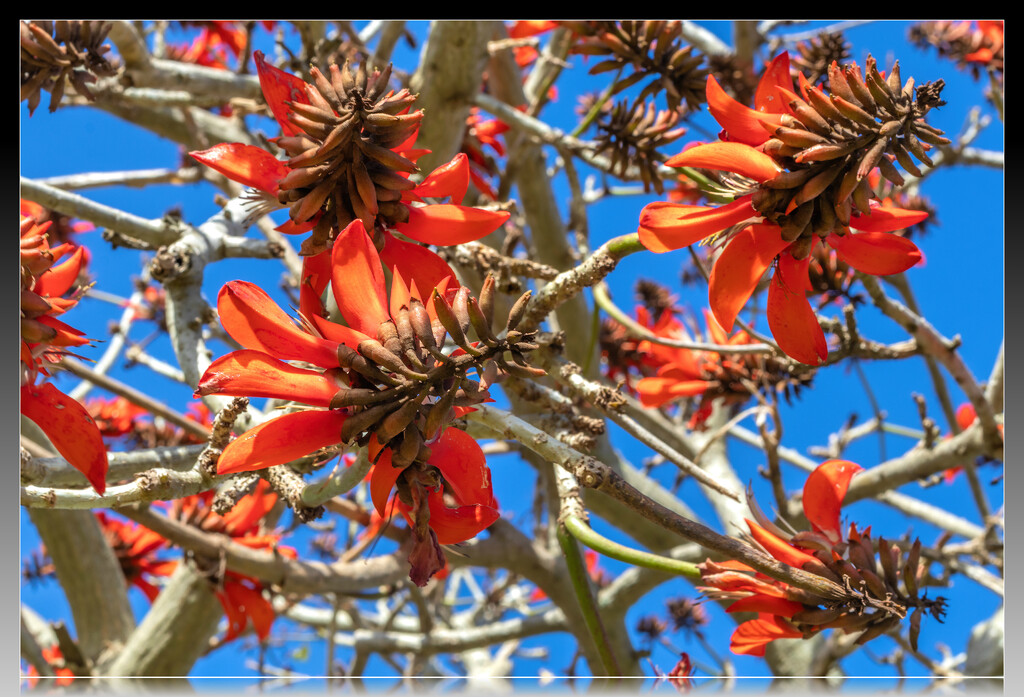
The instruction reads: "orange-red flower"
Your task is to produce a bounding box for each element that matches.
[699,459,945,656]
[196,219,500,585]
[189,51,509,256]
[94,511,176,602]
[638,53,936,365]
[24,645,75,687]
[942,403,1004,483]
[20,210,108,494]
[168,481,295,642]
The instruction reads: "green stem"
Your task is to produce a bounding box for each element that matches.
[570,67,623,138]
[300,450,372,507]
[563,514,701,582]
[556,522,621,677]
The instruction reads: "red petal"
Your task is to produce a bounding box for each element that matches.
[427,493,501,545]
[766,254,827,365]
[638,197,759,254]
[636,376,709,409]
[189,143,289,195]
[379,234,460,308]
[217,281,340,368]
[755,52,793,114]
[666,142,781,182]
[21,382,108,494]
[197,350,340,407]
[254,51,310,138]
[706,74,788,146]
[369,449,404,518]
[396,204,509,246]
[827,231,922,275]
[411,153,470,204]
[35,315,90,347]
[709,223,790,331]
[310,315,373,349]
[217,409,348,475]
[299,250,332,319]
[746,519,820,569]
[428,427,495,507]
[331,220,389,335]
[802,459,863,543]
[850,204,930,233]
[34,246,85,299]
[956,403,977,431]
[731,616,802,656]
[726,594,805,617]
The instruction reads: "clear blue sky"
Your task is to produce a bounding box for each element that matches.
[21,20,1003,686]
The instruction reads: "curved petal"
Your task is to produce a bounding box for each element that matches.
[639,197,760,254]
[802,459,864,543]
[217,409,348,475]
[746,519,820,569]
[850,204,930,233]
[197,350,340,407]
[379,234,460,308]
[331,220,389,335]
[709,223,790,331]
[726,595,805,618]
[636,376,709,408]
[665,142,781,182]
[706,74,788,146]
[754,52,793,114]
[827,231,922,275]
[21,382,108,494]
[427,493,501,545]
[254,50,310,138]
[299,249,332,319]
[767,254,828,365]
[217,281,341,368]
[396,204,509,246]
[190,143,290,195]
[411,153,470,204]
[369,448,404,518]
[34,246,85,299]
[428,427,495,507]
[311,315,373,350]
[35,315,90,347]
[731,616,802,657]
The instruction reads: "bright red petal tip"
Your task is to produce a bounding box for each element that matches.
[766,253,828,366]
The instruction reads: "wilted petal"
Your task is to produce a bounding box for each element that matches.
[217,409,348,475]
[639,197,759,254]
[396,204,510,246]
[827,231,922,275]
[217,281,340,368]
[21,382,108,494]
[665,142,781,183]
[802,459,863,543]
[709,223,790,331]
[767,254,828,365]
[197,350,340,407]
[330,220,389,336]
[190,143,290,195]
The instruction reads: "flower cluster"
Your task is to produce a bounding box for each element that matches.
[20,208,108,494]
[639,52,939,364]
[94,512,177,602]
[191,52,509,256]
[168,481,295,642]
[698,460,946,656]
[196,217,542,584]
[910,21,1004,79]
[21,20,117,115]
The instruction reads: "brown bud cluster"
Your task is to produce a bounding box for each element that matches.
[752,56,949,260]
[567,21,707,113]
[592,99,687,194]
[273,61,423,256]
[21,21,117,115]
[789,31,852,86]
[329,277,544,469]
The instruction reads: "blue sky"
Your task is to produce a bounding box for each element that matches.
[21,20,1003,687]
